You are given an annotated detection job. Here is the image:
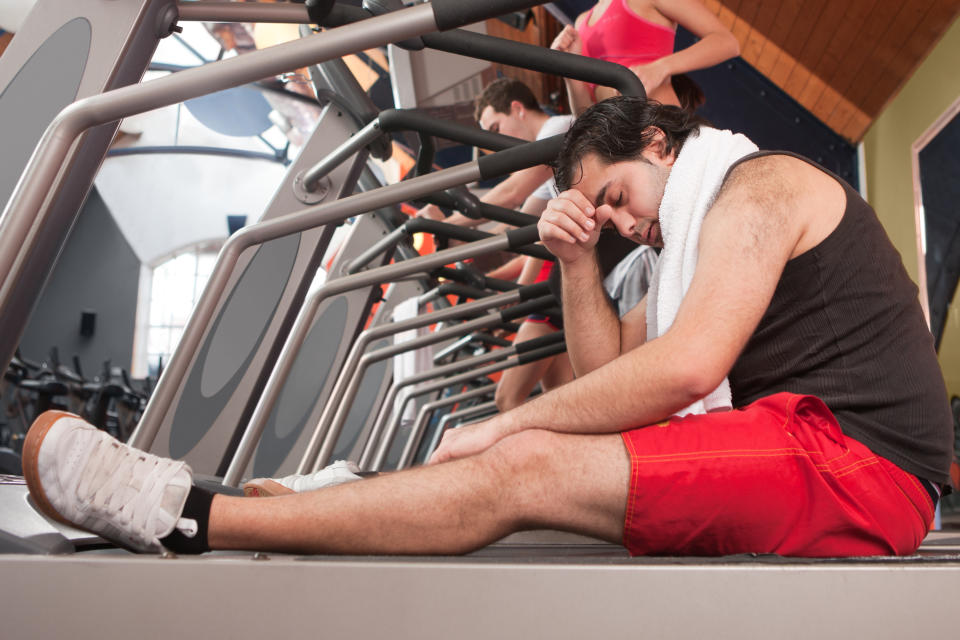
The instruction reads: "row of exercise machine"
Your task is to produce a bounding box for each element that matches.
[0,3,957,637]
[0,0,644,542]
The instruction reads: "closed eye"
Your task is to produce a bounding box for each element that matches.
[614,192,623,207]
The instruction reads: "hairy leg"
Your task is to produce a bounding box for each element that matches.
[209,430,629,555]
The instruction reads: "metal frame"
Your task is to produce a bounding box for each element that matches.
[399,382,499,468]
[224,285,546,484]
[298,294,554,475]
[364,342,567,471]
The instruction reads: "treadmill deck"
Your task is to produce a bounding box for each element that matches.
[2,477,958,637]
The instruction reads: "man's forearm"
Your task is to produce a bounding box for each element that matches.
[560,252,622,376]
[488,329,704,441]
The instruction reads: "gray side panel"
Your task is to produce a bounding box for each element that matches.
[0,18,90,212]
[169,235,300,458]
[243,214,395,478]
[251,296,349,476]
[332,338,392,461]
[0,0,169,370]
[144,107,364,473]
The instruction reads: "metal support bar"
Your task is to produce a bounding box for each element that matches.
[300,120,383,191]
[439,400,498,431]
[177,1,311,23]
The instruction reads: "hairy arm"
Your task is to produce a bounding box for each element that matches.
[430,157,807,463]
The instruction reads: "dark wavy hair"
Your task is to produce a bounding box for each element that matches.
[554,97,705,192]
[474,77,543,122]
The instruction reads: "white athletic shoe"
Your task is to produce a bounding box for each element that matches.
[22,410,193,553]
[242,460,362,497]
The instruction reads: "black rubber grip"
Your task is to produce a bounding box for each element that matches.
[500,295,555,322]
[514,330,565,354]
[406,219,550,261]
[478,136,563,181]
[422,191,537,228]
[379,109,523,152]
[306,0,336,24]
[320,4,370,28]
[436,282,492,300]
[404,218,491,243]
[479,275,519,293]
[475,203,539,228]
[517,342,567,365]
[517,281,551,301]
[431,0,544,31]
[318,5,642,97]
[431,266,475,285]
[506,224,542,250]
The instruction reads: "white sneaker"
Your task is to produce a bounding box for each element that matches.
[242,460,362,497]
[22,410,193,553]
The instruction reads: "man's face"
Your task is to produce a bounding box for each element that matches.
[573,149,672,248]
[478,102,530,141]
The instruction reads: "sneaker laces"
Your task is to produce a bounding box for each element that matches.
[76,438,187,546]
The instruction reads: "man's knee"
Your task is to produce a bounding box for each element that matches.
[484,429,559,477]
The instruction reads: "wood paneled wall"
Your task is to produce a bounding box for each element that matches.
[704,0,960,141]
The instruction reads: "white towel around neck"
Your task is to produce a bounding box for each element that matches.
[645,126,758,416]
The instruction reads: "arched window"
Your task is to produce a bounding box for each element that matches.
[137,242,221,377]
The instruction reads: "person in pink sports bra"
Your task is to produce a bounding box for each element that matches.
[552,0,739,113]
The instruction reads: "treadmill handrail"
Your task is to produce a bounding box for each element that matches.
[345,217,551,274]
[320,4,645,99]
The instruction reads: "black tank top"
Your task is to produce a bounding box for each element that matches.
[726,151,954,484]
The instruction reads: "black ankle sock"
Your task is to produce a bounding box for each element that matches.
[160,485,214,554]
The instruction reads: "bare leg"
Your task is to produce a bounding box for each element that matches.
[495,321,572,412]
[541,349,574,391]
[209,430,629,554]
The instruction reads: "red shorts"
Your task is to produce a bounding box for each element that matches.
[620,392,935,557]
[533,260,554,283]
[528,260,562,329]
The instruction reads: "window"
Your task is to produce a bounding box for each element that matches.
[142,243,219,377]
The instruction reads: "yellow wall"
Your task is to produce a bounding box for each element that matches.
[863,16,960,399]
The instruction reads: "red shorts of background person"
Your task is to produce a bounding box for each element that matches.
[620,392,934,557]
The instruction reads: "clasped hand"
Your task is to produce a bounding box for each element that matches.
[428,418,503,465]
[538,189,612,264]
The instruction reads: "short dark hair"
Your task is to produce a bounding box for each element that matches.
[475,77,543,122]
[554,97,704,192]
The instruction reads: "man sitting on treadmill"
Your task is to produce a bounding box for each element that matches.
[22,97,953,557]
